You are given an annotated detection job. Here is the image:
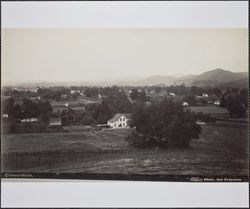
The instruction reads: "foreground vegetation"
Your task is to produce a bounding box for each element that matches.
[1,122,248,176]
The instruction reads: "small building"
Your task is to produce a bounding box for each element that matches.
[214,100,221,106]
[182,102,189,107]
[2,114,8,118]
[21,118,38,123]
[107,113,132,128]
[71,90,84,96]
[49,117,62,126]
[196,120,206,125]
[202,93,209,97]
[169,92,176,97]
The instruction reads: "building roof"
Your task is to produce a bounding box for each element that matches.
[108,113,132,122]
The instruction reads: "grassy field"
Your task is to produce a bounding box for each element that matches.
[51,97,100,106]
[1,122,248,176]
[188,105,228,115]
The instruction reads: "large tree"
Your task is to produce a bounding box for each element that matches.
[220,88,248,118]
[127,99,201,148]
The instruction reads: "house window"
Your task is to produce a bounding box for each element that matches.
[114,124,116,127]
[120,118,122,121]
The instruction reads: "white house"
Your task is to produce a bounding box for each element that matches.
[107,113,132,128]
[182,102,189,106]
[21,118,38,123]
[169,92,176,97]
[202,93,209,97]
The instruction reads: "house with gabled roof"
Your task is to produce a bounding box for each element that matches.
[107,113,132,128]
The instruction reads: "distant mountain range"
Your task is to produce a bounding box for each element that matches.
[135,68,248,87]
[4,68,248,88]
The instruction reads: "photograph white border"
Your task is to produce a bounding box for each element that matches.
[1,1,249,208]
[2,1,248,28]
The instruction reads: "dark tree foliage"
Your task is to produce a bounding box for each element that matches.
[225,96,247,118]
[196,98,207,106]
[239,88,248,107]
[72,92,81,100]
[99,86,120,97]
[81,112,97,125]
[207,88,222,97]
[154,86,162,93]
[195,112,216,123]
[166,84,189,95]
[2,98,53,122]
[22,98,39,118]
[220,88,248,118]
[12,104,23,119]
[183,95,196,105]
[92,101,113,124]
[37,101,53,123]
[127,99,201,148]
[190,86,205,96]
[103,91,132,114]
[37,87,70,101]
[2,98,53,133]
[2,97,15,116]
[130,89,148,102]
[2,97,23,119]
[60,109,91,125]
[84,87,99,98]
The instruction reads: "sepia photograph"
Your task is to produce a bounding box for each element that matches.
[1,27,248,181]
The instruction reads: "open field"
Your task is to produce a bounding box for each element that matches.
[51,97,100,106]
[188,105,228,115]
[1,122,248,176]
[189,105,249,123]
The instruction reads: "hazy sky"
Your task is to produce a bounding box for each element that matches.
[2,28,248,84]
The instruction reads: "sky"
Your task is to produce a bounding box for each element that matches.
[1,28,248,85]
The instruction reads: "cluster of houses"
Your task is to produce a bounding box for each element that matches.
[2,87,222,132]
[182,93,221,107]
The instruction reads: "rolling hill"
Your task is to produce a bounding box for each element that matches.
[137,68,248,87]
